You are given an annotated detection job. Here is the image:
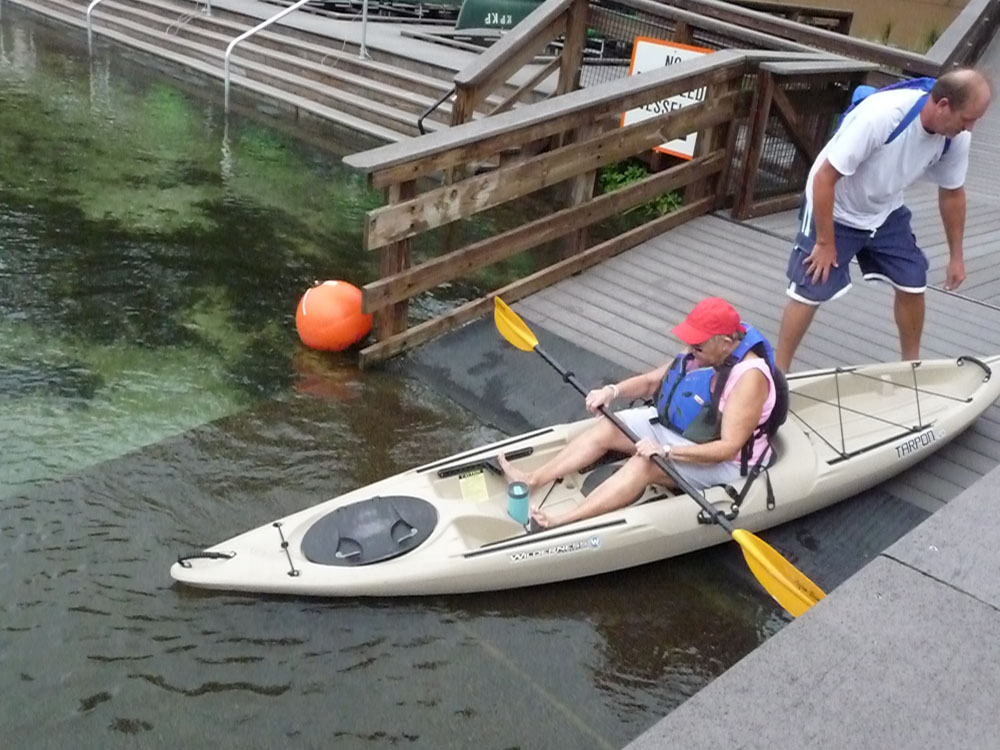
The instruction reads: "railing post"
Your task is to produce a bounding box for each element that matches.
[556,0,589,95]
[450,89,475,127]
[686,74,739,207]
[368,181,415,344]
[732,68,775,220]
[709,76,742,210]
[561,121,599,259]
[673,20,694,45]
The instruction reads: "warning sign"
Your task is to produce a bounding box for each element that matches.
[620,38,714,159]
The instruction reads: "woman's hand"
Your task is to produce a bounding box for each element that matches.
[635,438,669,459]
[584,385,616,414]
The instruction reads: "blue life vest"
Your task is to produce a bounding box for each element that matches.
[839,77,951,156]
[655,324,782,472]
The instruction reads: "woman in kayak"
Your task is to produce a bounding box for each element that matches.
[499,297,778,530]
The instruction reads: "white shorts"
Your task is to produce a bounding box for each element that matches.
[617,406,742,490]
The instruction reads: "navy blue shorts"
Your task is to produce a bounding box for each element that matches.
[785,205,928,304]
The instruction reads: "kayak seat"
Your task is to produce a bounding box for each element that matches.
[300,495,438,566]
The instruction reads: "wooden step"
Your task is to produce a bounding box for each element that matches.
[15,0,418,142]
[125,0,462,100]
[92,8,438,134]
[87,0,453,127]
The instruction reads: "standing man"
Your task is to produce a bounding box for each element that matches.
[776,68,992,372]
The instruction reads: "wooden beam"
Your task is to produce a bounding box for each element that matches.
[344,50,752,185]
[361,151,726,312]
[673,19,694,45]
[686,78,735,205]
[556,0,589,95]
[488,56,562,117]
[588,4,815,55]
[372,181,415,341]
[561,119,600,259]
[359,196,716,367]
[732,70,775,220]
[363,90,743,250]
[760,60,878,76]
[740,191,802,219]
[770,82,820,163]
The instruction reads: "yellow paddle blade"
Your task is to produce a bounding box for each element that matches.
[494,297,538,352]
[733,529,826,617]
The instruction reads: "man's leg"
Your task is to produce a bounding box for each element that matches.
[499,415,636,492]
[781,211,858,372]
[894,290,925,361]
[857,206,927,362]
[776,299,818,372]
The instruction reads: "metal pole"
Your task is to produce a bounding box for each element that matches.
[359,0,370,59]
[224,0,314,111]
[86,0,103,53]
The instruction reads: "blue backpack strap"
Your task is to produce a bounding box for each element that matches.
[841,76,944,148]
[885,94,929,144]
[883,92,952,156]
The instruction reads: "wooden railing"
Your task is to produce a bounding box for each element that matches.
[345,51,867,366]
[730,1,852,34]
[344,0,1000,365]
[447,0,823,128]
[663,0,939,75]
[927,0,1000,69]
[450,0,587,126]
[448,0,1000,134]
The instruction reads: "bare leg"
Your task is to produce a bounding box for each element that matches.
[894,290,924,361]
[498,416,636,492]
[776,299,819,372]
[531,454,671,528]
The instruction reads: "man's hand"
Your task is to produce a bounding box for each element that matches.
[944,257,966,291]
[803,238,839,284]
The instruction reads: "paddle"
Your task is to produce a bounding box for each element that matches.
[493,297,825,618]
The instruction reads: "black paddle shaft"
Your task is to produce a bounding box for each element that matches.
[534,345,737,534]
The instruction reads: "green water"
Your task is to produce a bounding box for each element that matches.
[0,18,390,488]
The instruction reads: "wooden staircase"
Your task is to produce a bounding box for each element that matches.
[10,0,485,142]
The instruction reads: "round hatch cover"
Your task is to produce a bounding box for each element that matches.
[301,495,438,567]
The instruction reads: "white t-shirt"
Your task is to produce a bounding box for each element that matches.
[803,88,971,231]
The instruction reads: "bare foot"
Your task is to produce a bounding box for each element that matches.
[498,453,533,487]
[529,506,562,530]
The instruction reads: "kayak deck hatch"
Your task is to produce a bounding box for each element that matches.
[300,495,438,566]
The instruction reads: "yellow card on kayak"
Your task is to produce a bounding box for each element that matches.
[458,469,489,503]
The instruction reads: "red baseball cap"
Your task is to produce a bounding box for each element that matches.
[672,298,745,345]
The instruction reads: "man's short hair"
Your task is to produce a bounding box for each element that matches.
[931,68,989,110]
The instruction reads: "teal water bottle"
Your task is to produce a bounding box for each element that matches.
[507,481,530,525]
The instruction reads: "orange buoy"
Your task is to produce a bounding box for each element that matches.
[295,280,372,352]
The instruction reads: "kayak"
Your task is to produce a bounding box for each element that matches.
[171,355,1000,597]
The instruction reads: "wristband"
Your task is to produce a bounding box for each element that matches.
[606,383,620,399]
